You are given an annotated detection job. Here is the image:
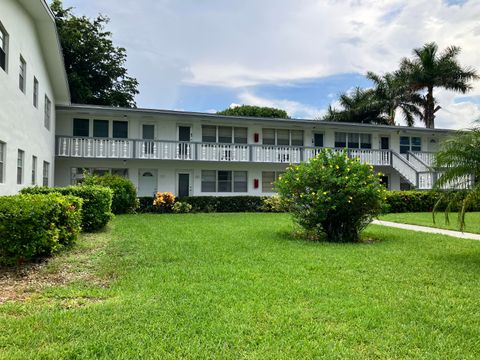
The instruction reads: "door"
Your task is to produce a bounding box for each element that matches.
[138,169,158,197]
[177,172,192,198]
[313,133,324,147]
[142,124,155,155]
[178,126,191,158]
[380,136,390,150]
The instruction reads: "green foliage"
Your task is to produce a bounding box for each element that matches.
[181,196,266,213]
[385,191,438,213]
[82,174,138,214]
[217,105,289,119]
[172,202,193,214]
[398,42,478,128]
[275,149,387,242]
[50,0,139,107]
[432,125,480,230]
[260,195,287,213]
[0,194,82,265]
[21,186,113,232]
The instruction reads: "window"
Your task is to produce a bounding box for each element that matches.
[201,170,248,192]
[202,125,247,144]
[17,150,24,184]
[93,120,109,137]
[314,133,324,147]
[33,77,39,108]
[262,171,284,193]
[400,136,422,154]
[73,118,90,137]
[71,168,129,184]
[0,24,7,71]
[0,141,5,183]
[31,156,37,185]
[113,121,128,138]
[43,161,50,186]
[262,129,304,146]
[112,168,129,177]
[335,132,371,149]
[44,95,51,130]
[19,56,26,93]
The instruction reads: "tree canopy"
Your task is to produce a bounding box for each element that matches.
[51,0,139,107]
[217,105,289,119]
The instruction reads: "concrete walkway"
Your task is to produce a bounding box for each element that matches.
[372,220,480,241]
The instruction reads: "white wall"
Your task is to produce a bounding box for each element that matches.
[0,0,57,194]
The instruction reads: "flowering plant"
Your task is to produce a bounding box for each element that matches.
[153,192,176,212]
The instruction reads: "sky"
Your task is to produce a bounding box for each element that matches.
[62,0,480,129]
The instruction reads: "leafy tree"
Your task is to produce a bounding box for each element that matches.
[366,71,423,126]
[51,0,139,107]
[433,125,480,230]
[399,42,478,128]
[275,149,386,242]
[322,87,388,125]
[217,105,289,118]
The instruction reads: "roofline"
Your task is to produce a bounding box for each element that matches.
[56,104,457,134]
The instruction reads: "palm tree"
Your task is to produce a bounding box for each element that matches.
[366,71,423,126]
[323,87,388,125]
[399,42,478,129]
[433,125,480,230]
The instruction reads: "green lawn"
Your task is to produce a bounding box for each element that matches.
[2,213,480,359]
[380,212,480,234]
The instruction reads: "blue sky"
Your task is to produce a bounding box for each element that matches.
[62,0,480,128]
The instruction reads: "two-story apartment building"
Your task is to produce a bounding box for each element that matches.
[0,0,70,195]
[1,0,457,198]
[54,105,453,197]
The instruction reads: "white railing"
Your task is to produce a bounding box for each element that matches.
[418,172,435,190]
[407,152,429,172]
[198,144,249,162]
[392,152,417,186]
[348,149,391,166]
[57,137,133,158]
[136,140,194,160]
[252,145,302,163]
[411,151,436,166]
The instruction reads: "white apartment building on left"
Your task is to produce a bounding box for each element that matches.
[0,0,70,195]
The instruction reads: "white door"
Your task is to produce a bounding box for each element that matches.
[138,169,158,197]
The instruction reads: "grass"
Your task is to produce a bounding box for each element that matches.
[380,212,480,234]
[1,213,480,359]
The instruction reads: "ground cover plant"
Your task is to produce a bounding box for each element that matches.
[380,212,480,234]
[1,213,480,359]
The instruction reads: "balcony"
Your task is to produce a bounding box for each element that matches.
[56,136,394,166]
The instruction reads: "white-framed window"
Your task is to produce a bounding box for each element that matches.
[31,155,37,185]
[19,56,26,93]
[44,95,51,130]
[43,161,50,186]
[334,132,371,149]
[262,129,304,146]
[73,118,90,137]
[262,171,284,193]
[91,119,128,138]
[0,22,8,72]
[33,77,39,108]
[70,167,129,184]
[17,149,24,184]
[202,125,247,144]
[400,136,422,154]
[201,170,248,192]
[0,141,5,183]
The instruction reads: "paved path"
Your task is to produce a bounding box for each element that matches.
[372,220,480,241]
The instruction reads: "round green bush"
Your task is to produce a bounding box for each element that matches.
[275,149,387,242]
[82,174,138,214]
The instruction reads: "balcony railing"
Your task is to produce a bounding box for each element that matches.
[56,136,393,166]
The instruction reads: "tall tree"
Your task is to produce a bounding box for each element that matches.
[433,125,480,230]
[366,71,423,126]
[323,87,388,125]
[217,105,289,118]
[399,42,478,129]
[51,0,139,107]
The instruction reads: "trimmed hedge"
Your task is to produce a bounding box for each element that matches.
[0,194,82,265]
[82,174,138,214]
[21,186,113,231]
[138,191,480,214]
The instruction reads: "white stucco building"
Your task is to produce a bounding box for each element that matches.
[0,0,457,197]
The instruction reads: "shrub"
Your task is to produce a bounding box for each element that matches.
[153,192,176,213]
[180,196,265,213]
[172,202,192,214]
[0,194,82,265]
[82,174,138,214]
[275,149,387,242]
[260,195,287,212]
[21,186,113,232]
